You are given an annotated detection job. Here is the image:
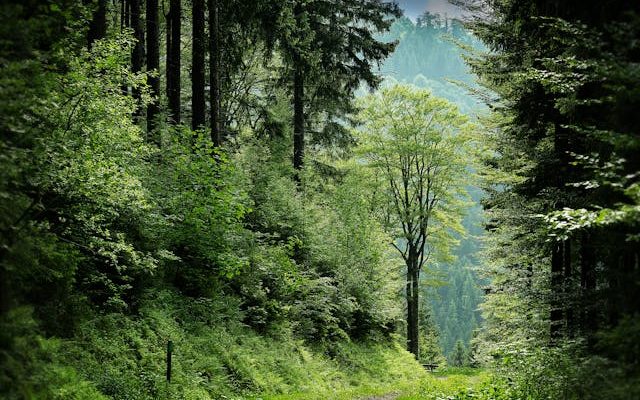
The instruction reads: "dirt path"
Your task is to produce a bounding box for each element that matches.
[358,392,400,400]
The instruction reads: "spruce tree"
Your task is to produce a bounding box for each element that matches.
[278,0,401,172]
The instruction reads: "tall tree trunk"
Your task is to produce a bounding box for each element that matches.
[192,0,206,131]
[86,0,107,50]
[120,0,127,31]
[167,0,181,124]
[550,241,564,342]
[406,262,420,359]
[120,0,130,95]
[166,7,172,115]
[293,60,304,173]
[0,247,9,315]
[131,0,144,115]
[125,0,130,29]
[580,232,597,344]
[550,121,570,342]
[563,239,574,337]
[146,0,160,141]
[608,255,622,326]
[208,0,221,146]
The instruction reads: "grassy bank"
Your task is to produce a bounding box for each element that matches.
[2,290,433,399]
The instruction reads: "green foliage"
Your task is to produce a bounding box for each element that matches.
[378,14,488,363]
[355,84,476,266]
[0,3,420,397]
[430,259,483,361]
[232,135,402,341]
[1,291,427,400]
[418,303,446,366]
[395,368,497,400]
[1,26,156,325]
[152,128,249,294]
[464,0,640,398]
[451,340,468,367]
[0,307,107,400]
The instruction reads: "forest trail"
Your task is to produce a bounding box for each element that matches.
[358,392,400,400]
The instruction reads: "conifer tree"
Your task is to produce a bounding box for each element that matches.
[280,0,401,172]
[452,340,467,367]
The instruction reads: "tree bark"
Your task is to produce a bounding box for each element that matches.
[0,247,9,315]
[192,0,206,131]
[131,0,144,116]
[406,263,420,359]
[580,232,597,338]
[550,122,570,343]
[120,0,128,31]
[208,0,221,146]
[86,0,107,50]
[550,241,564,342]
[608,255,622,326]
[293,60,304,173]
[167,0,181,124]
[146,0,160,141]
[563,239,574,337]
[120,0,130,95]
[166,7,172,116]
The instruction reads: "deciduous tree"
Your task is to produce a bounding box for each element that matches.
[355,85,475,359]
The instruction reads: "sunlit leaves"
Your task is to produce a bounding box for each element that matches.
[354,84,477,268]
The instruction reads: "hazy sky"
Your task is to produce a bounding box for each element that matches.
[393,0,464,20]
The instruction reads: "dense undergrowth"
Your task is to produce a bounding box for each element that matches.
[3,2,640,399]
[0,6,411,398]
[1,291,430,400]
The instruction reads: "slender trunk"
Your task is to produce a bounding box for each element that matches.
[167,0,181,124]
[120,0,130,95]
[406,255,420,359]
[166,7,172,115]
[622,249,636,314]
[208,0,221,146]
[550,122,569,342]
[192,0,206,130]
[0,247,9,315]
[146,0,160,141]
[87,0,108,50]
[125,0,130,29]
[293,60,304,172]
[550,241,564,342]
[563,239,574,337]
[580,232,597,336]
[608,255,622,326]
[120,0,126,31]
[131,0,144,115]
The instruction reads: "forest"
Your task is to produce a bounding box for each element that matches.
[0,0,639,399]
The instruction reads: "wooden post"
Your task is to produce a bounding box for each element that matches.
[166,340,173,382]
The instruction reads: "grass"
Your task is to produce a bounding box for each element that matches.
[3,291,495,400]
[396,368,492,400]
[252,366,492,400]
